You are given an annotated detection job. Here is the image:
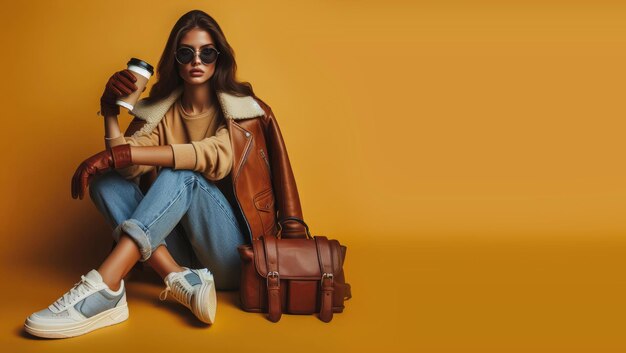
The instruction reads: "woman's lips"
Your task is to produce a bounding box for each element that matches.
[190,70,204,76]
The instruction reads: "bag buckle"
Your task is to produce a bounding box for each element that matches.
[267,271,280,289]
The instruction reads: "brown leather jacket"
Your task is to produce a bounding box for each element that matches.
[122,86,306,242]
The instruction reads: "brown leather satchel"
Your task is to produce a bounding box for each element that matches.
[237,217,352,322]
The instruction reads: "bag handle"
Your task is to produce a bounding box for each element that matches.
[276,217,312,239]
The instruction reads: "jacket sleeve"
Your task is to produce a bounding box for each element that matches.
[263,104,307,238]
[169,123,233,181]
[104,125,160,180]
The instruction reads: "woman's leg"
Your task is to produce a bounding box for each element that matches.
[89,170,192,288]
[101,168,240,323]
[96,235,142,291]
[24,169,221,338]
[103,168,245,290]
[178,172,246,290]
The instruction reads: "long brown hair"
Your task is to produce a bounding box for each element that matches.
[145,9,255,103]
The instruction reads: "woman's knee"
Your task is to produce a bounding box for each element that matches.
[88,170,134,201]
[156,168,203,186]
[158,168,197,178]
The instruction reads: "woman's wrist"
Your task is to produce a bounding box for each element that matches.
[104,115,122,139]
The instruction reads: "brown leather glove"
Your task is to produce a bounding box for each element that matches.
[98,69,139,117]
[71,144,133,200]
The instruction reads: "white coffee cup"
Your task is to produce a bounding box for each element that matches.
[116,58,154,111]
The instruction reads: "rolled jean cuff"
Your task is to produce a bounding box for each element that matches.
[112,219,165,262]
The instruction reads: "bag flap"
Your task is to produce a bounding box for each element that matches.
[252,237,343,280]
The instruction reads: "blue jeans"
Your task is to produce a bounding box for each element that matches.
[89,168,245,290]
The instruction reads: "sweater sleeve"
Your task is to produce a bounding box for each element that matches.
[169,123,233,181]
[103,126,160,180]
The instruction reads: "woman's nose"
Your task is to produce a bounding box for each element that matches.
[193,51,203,65]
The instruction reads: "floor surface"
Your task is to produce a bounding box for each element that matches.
[2,235,624,353]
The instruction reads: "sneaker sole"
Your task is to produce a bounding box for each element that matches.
[192,282,216,324]
[24,303,129,339]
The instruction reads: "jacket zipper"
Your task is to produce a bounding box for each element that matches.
[260,148,272,179]
[232,128,254,241]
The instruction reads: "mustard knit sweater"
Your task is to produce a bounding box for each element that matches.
[104,96,232,182]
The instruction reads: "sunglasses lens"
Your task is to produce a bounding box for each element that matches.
[200,48,218,64]
[175,48,194,64]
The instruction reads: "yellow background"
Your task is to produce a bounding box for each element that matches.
[1,0,625,352]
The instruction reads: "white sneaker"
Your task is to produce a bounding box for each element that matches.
[159,267,216,324]
[24,269,128,338]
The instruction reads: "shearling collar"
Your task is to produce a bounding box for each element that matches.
[128,85,265,137]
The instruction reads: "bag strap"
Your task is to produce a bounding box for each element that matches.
[345,283,352,300]
[262,235,282,322]
[315,236,334,322]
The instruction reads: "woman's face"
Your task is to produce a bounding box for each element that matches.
[177,28,217,85]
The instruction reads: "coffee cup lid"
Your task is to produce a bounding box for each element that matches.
[127,58,154,75]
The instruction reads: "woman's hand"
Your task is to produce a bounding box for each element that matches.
[98,69,139,117]
[71,144,133,200]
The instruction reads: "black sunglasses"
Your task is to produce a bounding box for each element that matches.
[174,47,220,65]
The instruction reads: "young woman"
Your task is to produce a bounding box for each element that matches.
[24,9,306,338]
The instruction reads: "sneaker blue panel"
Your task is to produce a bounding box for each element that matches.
[75,289,124,318]
[184,272,201,286]
[99,288,124,306]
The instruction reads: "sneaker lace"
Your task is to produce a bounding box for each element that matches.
[51,275,96,311]
[159,275,192,308]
